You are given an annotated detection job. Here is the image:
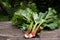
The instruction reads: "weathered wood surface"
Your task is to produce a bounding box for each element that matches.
[0,21,60,40]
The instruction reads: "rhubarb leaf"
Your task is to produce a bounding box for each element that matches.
[18,24,29,31]
[42,8,59,30]
[47,22,58,30]
[43,21,58,30]
[33,12,39,23]
[12,8,34,30]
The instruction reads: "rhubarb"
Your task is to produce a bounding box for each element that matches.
[12,8,60,39]
[24,21,33,38]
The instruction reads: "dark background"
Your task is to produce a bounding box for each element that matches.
[0,0,60,21]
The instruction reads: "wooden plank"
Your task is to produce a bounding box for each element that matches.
[0,22,60,40]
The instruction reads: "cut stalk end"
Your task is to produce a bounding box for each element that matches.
[24,34,29,38]
[29,33,33,38]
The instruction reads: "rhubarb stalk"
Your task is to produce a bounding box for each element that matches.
[29,19,45,38]
[24,21,33,38]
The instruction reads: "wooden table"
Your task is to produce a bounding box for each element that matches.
[0,21,60,40]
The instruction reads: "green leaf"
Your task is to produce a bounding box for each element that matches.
[12,8,34,30]
[33,12,39,23]
[46,22,58,30]
[39,12,47,21]
[42,8,59,30]
[18,24,29,31]
[45,8,57,19]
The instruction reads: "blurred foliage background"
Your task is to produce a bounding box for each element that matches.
[0,0,60,21]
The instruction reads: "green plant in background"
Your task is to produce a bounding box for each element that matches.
[0,0,60,21]
[12,8,60,38]
[20,2,38,12]
[28,2,38,12]
[0,0,38,21]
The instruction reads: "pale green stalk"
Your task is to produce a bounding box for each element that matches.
[26,21,33,32]
[32,22,38,32]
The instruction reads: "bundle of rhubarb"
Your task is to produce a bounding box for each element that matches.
[12,8,60,38]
